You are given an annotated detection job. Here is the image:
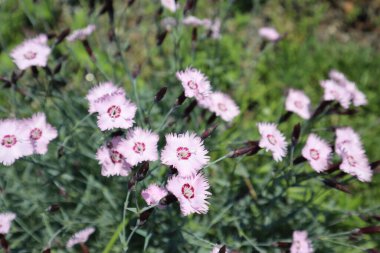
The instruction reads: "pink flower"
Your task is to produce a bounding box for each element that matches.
[285,89,312,119]
[209,19,221,39]
[96,137,132,177]
[183,16,207,27]
[0,119,33,166]
[290,231,314,253]
[0,212,16,234]
[23,113,58,155]
[166,173,211,216]
[161,0,177,12]
[66,227,95,248]
[86,82,126,114]
[329,69,346,83]
[66,24,96,42]
[320,80,351,109]
[257,122,288,162]
[10,37,51,70]
[335,127,362,156]
[94,94,137,131]
[161,132,209,177]
[301,134,332,173]
[141,184,168,208]
[258,27,281,41]
[339,146,372,182]
[176,68,212,100]
[207,92,240,122]
[117,127,159,166]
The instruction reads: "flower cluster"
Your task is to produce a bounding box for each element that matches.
[290,231,314,253]
[0,113,58,166]
[0,212,16,235]
[176,67,240,122]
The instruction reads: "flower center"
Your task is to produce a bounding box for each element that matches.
[310,148,320,160]
[23,51,37,60]
[30,128,43,140]
[294,101,303,109]
[107,105,121,118]
[1,135,17,148]
[181,183,195,199]
[187,80,198,90]
[347,155,357,167]
[266,134,277,145]
[217,103,227,112]
[110,150,123,163]
[133,142,146,154]
[177,147,191,160]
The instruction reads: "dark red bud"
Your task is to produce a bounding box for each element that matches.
[358,226,380,235]
[201,124,218,140]
[311,100,332,119]
[136,162,149,181]
[293,156,307,165]
[154,87,167,102]
[184,100,197,117]
[278,111,292,124]
[175,91,187,106]
[230,141,260,158]
[207,113,217,125]
[0,234,9,251]
[139,208,154,225]
[80,243,89,253]
[291,123,301,146]
[370,160,380,172]
[156,30,168,46]
[31,66,39,78]
[192,27,197,42]
[323,179,351,194]
[0,77,11,88]
[184,0,197,14]
[159,193,177,206]
[273,241,292,248]
[43,248,51,253]
[218,245,226,253]
[55,28,70,45]
[82,40,95,61]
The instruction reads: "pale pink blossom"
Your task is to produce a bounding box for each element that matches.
[209,19,221,39]
[10,37,51,70]
[207,92,240,122]
[96,137,132,177]
[141,184,168,208]
[23,113,58,155]
[176,67,211,100]
[285,89,312,119]
[0,212,16,234]
[66,24,96,42]
[161,17,177,31]
[258,27,280,41]
[257,122,288,162]
[166,173,211,216]
[302,134,332,173]
[335,127,362,156]
[117,127,159,166]
[290,231,314,253]
[339,146,372,182]
[86,82,126,114]
[94,94,136,131]
[161,0,177,12]
[329,69,346,83]
[320,80,351,109]
[161,132,209,177]
[66,227,95,248]
[183,16,206,27]
[0,119,33,166]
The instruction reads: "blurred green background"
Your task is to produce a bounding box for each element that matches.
[0,0,379,252]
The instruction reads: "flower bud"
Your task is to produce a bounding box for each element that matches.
[159,193,177,206]
[323,179,351,194]
[156,30,168,46]
[154,87,167,102]
[55,28,70,45]
[201,124,218,140]
[175,91,187,106]
[291,123,301,146]
[184,100,197,117]
[139,208,154,225]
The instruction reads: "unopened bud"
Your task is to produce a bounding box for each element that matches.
[175,91,187,106]
[55,28,70,45]
[154,87,167,102]
[159,193,177,206]
[136,162,149,181]
[184,100,197,117]
[156,30,168,46]
[323,179,351,194]
[139,208,154,225]
[291,123,301,146]
[207,113,217,125]
[278,111,292,124]
[201,124,218,140]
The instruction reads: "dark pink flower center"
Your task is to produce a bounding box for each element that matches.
[181,183,195,199]
[217,103,227,112]
[110,150,123,163]
[133,142,146,154]
[177,147,191,160]
[23,51,37,60]
[310,148,320,160]
[187,80,198,90]
[30,128,43,140]
[1,135,17,148]
[266,134,277,145]
[107,105,121,118]
[347,155,357,167]
[294,100,303,109]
